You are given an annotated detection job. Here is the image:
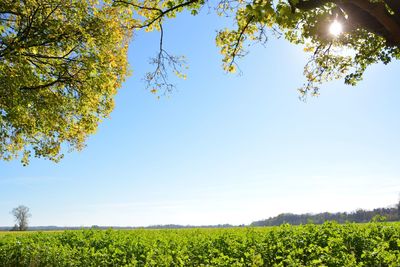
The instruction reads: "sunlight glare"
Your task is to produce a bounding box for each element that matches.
[329,20,343,36]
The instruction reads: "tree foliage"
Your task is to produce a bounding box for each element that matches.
[0,0,131,164]
[1,0,400,164]
[116,0,400,96]
[10,205,31,231]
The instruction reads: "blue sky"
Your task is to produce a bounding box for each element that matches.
[1,11,400,227]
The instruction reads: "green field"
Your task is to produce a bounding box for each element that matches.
[0,222,399,266]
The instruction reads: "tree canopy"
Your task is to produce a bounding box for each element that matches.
[1,0,399,164]
[0,0,131,164]
[119,0,399,95]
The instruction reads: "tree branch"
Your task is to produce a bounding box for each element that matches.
[114,0,201,29]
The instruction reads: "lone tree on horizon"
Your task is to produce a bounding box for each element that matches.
[11,205,31,231]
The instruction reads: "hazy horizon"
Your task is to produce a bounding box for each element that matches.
[1,200,398,228]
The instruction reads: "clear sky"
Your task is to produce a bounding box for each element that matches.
[1,11,400,227]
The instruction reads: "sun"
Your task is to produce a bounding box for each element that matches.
[329,20,343,36]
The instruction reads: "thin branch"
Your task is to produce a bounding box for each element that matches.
[228,16,254,68]
[116,0,201,29]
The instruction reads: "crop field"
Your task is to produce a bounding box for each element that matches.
[0,222,399,266]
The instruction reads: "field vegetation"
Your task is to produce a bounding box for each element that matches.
[0,222,399,266]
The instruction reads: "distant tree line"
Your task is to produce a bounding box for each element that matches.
[0,224,240,232]
[251,203,400,226]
